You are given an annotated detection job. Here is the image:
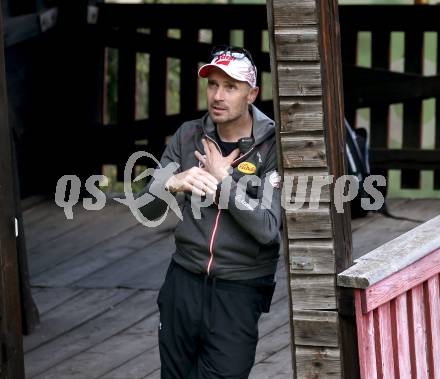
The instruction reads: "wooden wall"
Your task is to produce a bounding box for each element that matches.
[267,0,357,377]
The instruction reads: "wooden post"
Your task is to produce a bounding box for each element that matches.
[0,1,26,377]
[267,0,358,376]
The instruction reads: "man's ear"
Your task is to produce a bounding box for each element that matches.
[247,86,259,104]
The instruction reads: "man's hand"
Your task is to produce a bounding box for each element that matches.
[165,167,219,197]
[195,138,240,182]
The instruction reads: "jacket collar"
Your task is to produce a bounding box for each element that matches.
[202,104,275,147]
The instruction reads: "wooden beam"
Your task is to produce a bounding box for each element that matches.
[0,3,25,377]
[3,7,58,47]
[339,5,440,32]
[316,0,358,376]
[370,148,440,170]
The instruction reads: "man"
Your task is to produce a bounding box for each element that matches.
[139,46,282,378]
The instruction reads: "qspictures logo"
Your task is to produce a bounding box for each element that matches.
[54,151,386,227]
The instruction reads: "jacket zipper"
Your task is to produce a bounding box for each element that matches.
[203,133,255,275]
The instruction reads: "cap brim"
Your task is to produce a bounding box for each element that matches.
[198,63,252,87]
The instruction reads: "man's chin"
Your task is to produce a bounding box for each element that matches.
[209,111,228,124]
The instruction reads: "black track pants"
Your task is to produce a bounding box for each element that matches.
[157,260,274,379]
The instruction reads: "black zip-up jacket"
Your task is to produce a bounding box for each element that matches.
[139,105,282,280]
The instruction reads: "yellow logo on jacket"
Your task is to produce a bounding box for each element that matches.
[237,162,256,174]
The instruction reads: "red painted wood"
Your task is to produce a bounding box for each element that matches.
[375,303,395,378]
[355,289,378,379]
[390,294,412,379]
[361,247,440,313]
[425,274,440,378]
[408,285,428,379]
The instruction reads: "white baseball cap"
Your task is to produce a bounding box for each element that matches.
[198,47,257,88]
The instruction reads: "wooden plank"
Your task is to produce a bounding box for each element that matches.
[285,206,332,239]
[281,135,327,168]
[355,290,377,379]
[425,275,440,378]
[284,169,331,205]
[292,310,339,347]
[23,288,134,353]
[291,274,336,310]
[289,239,334,274]
[338,215,440,289]
[0,4,25,376]
[435,24,440,189]
[344,74,440,108]
[30,304,160,379]
[370,148,440,170]
[75,233,174,289]
[31,287,83,315]
[98,4,268,29]
[360,247,440,313]
[375,302,395,378]
[408,285,428,379]
[30,222,174,287]
[280,99,323,134]
[28,203,139,276]
[180,28,199,114]
[274,28,319,61]
[272,0,317,28]
[370,29,390,199]
[24,290,157,378]
[283,170,332,206]
[295,346,341,378]
[277,63,322,97]
[401,31,423,189]
[250,345,293,379]
[97,346,159,379]
[254,322,291,363]
[390,294,412,379]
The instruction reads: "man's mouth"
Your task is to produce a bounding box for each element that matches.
[211,105,227,112]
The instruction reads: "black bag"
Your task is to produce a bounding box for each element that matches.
[345,118,371,218]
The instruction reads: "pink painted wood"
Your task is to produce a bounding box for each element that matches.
[355,289,377,379]
[361,247,440,313]
[425,274,440,378]
[375,303,395,378]
[408,285,428,379]
[352,251,440,378]
[391,294,411,379]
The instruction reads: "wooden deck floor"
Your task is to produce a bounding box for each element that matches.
[22,197,440,378]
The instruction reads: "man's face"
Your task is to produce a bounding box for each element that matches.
[206,68,259,125]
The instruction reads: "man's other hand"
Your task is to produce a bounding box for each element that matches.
[165,167,218,197]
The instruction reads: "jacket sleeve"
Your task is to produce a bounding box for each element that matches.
[136,127,183,220]
[218,140,282,245]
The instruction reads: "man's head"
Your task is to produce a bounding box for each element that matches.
[198,46,259,126]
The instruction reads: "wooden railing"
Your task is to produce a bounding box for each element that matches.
[338,216,440,378]
[339,5,440,190]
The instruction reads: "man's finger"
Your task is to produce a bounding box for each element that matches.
[196,171,219,189]
[227,148,241,163]
[194,150,206,163]
[201,138,212,158]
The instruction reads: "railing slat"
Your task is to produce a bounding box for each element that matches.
[401,31,423,189]
[375,303,395,378]
[408,285,429,379]
[391,294,412,379]
[425,274,440,378]
[180,28,199,114]
[435,29,440,189]
[355,289,378,379]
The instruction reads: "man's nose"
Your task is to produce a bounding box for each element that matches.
[214,87,224,101]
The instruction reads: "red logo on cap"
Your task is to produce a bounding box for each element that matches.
[214,54,236,66]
